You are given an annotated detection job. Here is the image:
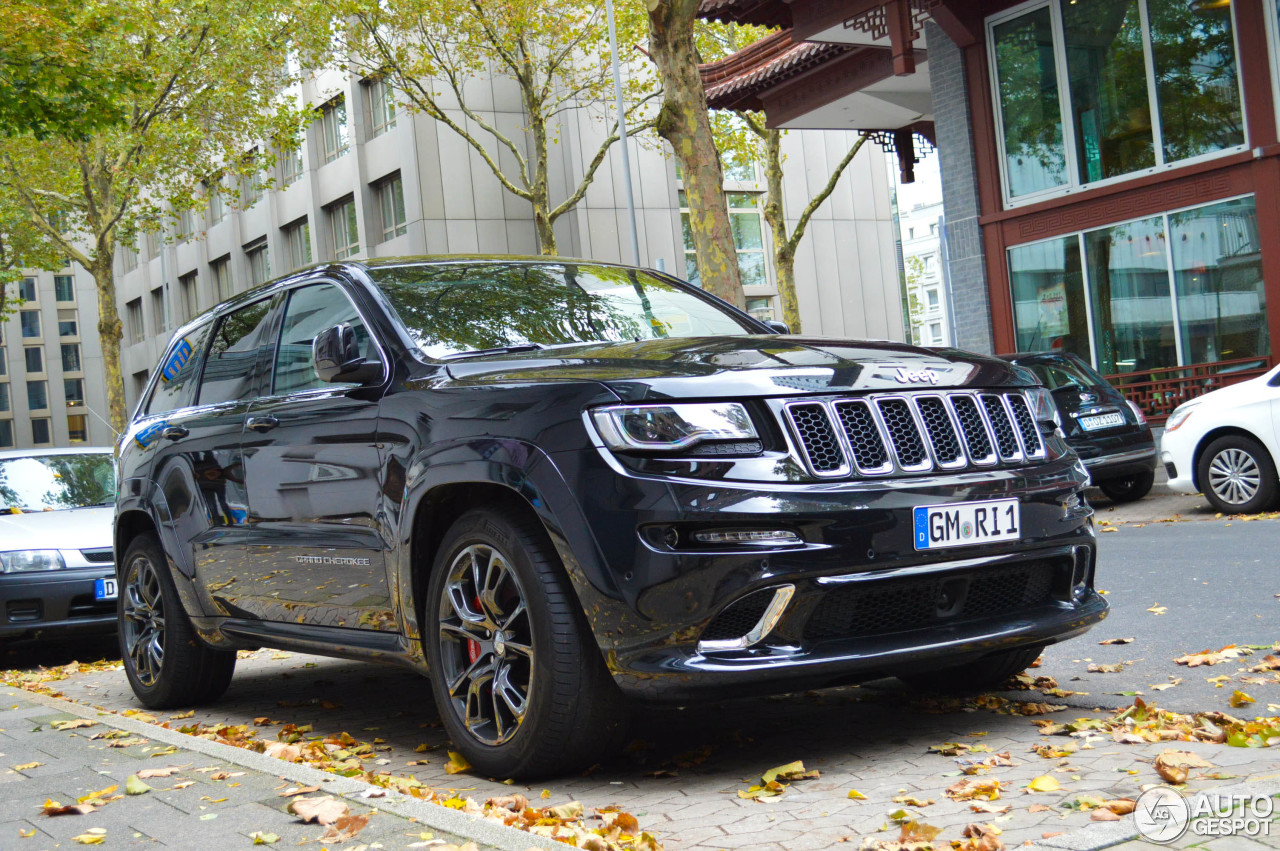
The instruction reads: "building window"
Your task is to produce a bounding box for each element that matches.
[321,97,350,163]
[57,310,77,338]
[285,219,313,269]
[61,343,81,372]
[18,277,37,302]
[122,242,139,272]
[206,178,226,225]
[31,418,50,445]
[151,287,167,335]
[679,190,768,288]
[0,351,6,375]
[0,420,12,448]
[367,77,397,136]
[377,174,407,241]
[241,148,263,207]
[54,275,74,302]
[926,288,940,310]
[127,298,145,343]
[281,129,305,186]
[67,413,87,442]
[745,296,776,323]
[212,256,233,302]
[989,0,1244,205]
[178,205,199,241]
[246,241,271,285]
[64,378,84,408]
[24,347,42,373]
[1009,194,1265,374]
[329,198,360,259]
[28,380,48,411]
[0,384,9,413]
[20,310,40,338]
[181,270,200,318]
[132,370,150,401]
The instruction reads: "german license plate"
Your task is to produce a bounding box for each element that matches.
[913,498,1020,550]
[94,578,118,601]
[1079,412,1125,431]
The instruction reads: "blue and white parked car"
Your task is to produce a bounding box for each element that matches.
[0,447,117,644]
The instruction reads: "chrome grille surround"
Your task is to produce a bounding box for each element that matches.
[783,390,1047,479]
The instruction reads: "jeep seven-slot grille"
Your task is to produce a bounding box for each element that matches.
[783,391,1045,478]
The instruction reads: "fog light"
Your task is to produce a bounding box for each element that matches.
[690,529,801,546]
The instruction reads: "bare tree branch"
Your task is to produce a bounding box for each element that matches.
[787,133,867,253]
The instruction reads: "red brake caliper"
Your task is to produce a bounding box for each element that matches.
[466,594,483,664]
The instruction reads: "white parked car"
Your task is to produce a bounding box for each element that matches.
[0,447,117,643]
[1161,366,1280,514]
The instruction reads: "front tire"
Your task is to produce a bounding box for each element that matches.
[1197,435,1279,514]
[898,645,1044,694]
[118,534,236,708]
[424,507,624,779]
[1097,470,1154,503]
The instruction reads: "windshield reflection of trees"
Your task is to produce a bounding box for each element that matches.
[0,454,115,511]
[373,263,751,356]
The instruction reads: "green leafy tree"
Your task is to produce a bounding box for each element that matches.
[645,0,744,309]
[0,0,148,139]
[0,181,64,323]
[0,0,319,431]
[338,0,657,255]
[700,23,869,332]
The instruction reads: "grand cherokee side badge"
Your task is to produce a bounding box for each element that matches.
[895,367,941,385]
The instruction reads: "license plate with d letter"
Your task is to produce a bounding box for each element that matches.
[913,498,1021,550]
[94,578,118,601]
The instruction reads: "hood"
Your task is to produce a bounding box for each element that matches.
[0,505,114,552]
[445,336,1034,401]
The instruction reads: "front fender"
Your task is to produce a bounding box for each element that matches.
[115,474,209,621]
[389,437,622,655]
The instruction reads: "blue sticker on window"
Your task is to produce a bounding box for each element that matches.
[160,338,194,382]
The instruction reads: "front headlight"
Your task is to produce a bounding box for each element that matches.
[0,550,66,573]
[591,403,759,453]
[1165,401,1199,432]
[1026,388,1061,428]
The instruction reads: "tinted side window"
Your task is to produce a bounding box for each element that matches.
[273,284,381,396]
[147,322,216,415]
[198,298,279,405]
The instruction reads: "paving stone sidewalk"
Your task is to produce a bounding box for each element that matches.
[0,683,547,850]
[25,651,1280,851]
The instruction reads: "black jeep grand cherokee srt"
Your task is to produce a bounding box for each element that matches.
[115,258,1105,778]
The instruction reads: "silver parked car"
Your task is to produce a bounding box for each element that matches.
[0,448,117,643]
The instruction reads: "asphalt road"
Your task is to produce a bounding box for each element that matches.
[1027,515,1279,714]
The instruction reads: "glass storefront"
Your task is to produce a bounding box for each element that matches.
[1010,195,1268,374]
[989,0,1246,204]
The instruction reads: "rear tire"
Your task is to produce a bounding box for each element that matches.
[118,533,236,708]
[424,507,625,779]
[1097,470,1154,503]
[898,645,1044,694]
[1197,435,1279,515]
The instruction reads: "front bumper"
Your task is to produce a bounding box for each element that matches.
[1082,445,1158,484]
[0,567,117,639]
[558,449,1103,701]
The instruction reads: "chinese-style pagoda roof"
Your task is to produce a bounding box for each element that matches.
[700,30,858,112]
[697,0,792,27]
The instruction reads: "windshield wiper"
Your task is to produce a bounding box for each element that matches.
[442,343,546,361]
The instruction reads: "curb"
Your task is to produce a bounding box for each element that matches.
[10,686,559,851]
[1034,776,1280,851]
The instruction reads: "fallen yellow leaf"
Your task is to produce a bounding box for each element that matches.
[847,789,866,800]
[1028,775,1061,793]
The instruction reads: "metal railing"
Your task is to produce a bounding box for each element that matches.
[1104,356,1273,424]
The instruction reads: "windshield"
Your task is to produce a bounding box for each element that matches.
[0,453,116,513]
[1026,356,1107,391]
[370,262,759,358]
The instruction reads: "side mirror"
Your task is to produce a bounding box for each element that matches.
[313,323,381,385]
[766,319,791,335]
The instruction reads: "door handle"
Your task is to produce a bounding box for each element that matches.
[161,425,189,441]
[246,415,280,433]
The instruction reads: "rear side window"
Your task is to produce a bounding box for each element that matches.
[147,322,216,415]
[272,284,381,396]
[198,297,279,405]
